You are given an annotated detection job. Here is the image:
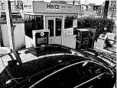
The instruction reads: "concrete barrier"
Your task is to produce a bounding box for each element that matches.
[1,23,25,50]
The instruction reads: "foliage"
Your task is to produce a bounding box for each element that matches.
[77,17,115,40]
[0,18,24,24]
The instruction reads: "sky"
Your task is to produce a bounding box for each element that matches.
[43,0,105,5]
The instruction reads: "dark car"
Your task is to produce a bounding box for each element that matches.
[80,48,116,72]
[0,44,115,88]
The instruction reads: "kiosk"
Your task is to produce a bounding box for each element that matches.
[75,29,90,49]
[23,1,81,48]
[33,29,50,47]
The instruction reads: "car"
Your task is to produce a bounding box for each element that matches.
[80,48,116,72]
[0,44,115,88]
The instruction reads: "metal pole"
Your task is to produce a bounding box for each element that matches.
[5,0,15,51]
[5,0,23,65]
[73,0,75,5]
[103,0,109,18]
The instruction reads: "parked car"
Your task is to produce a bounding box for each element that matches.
[0,44,115,88]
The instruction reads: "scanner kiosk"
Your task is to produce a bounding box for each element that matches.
[75,29,90,49]
[23,1,81,48]
[33,29,50,47]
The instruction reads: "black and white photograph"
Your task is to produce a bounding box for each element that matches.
[0,0,116,88]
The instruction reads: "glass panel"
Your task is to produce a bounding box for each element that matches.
[25,15,35,38]
[35,16,43,30]
[75,62,106,81]
[33,64,83,88]
[74,62,112,88]
[32,62,114,88]
[55,18,62,36]
[64,15,77,29]
[48,20,54,37]
[24,15,43,38]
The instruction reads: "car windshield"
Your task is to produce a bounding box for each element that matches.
[19,45,86,63]
[18,46,72,63]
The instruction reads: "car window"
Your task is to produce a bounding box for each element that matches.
[75,62,106,79]
[31,61,104,88]
[30,61,111,88]
[74,62,112,88]
[19,46,72,63]
[30,62,86,88]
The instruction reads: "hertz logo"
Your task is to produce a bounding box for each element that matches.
[47,4,60,9]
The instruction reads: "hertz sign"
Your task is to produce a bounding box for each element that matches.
[47,4,60,9]
[24,1,81,13]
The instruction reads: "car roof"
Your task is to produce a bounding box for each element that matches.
[0,44,87,74]
[15,54,90,77]
[18,44,86,63]
[0,44,114,88]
